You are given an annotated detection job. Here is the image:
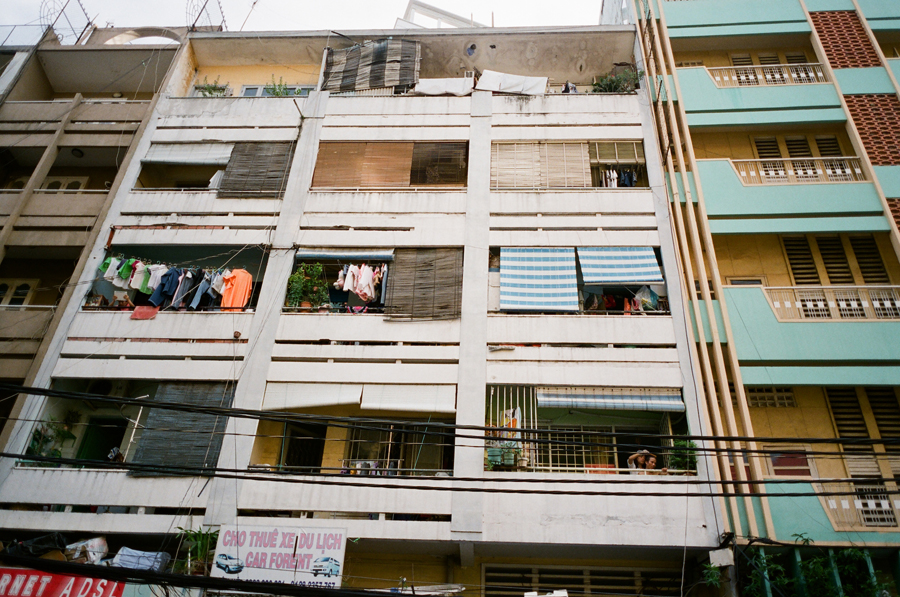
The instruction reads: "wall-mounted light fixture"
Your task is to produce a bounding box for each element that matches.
[71,148,84,158]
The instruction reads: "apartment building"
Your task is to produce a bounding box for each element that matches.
[604,0,900,591]
[0,17,729,597]
[0,25,183,438]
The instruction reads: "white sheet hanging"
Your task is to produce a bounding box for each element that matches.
[475,70,548,95]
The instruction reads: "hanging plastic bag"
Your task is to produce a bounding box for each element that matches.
[635,286,659,311]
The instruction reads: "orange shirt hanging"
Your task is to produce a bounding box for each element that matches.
[221,269,253,310]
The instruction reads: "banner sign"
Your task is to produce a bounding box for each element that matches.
[211,525,346,589]
[0,569,124,597]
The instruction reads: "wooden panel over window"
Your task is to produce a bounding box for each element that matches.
[384,248,463,320]
[312,142,468,188]
[218,142,295,198]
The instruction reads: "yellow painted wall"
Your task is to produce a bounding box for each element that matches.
[672,48,816,69]
[322,424,349,472]
[747,387,846,478]
[250,419,284,467]
[192,64,319,96]
[713,234,792,285]
[692,128,852,160]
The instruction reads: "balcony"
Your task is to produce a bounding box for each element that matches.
[707,63,828,88]
[766,286,900,321]
[732,157,866,186]
[816,481,900,532]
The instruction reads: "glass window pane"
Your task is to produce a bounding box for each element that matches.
[9,283,31,305]
[66,180,83,190]
[45,180,62,190]
[0,283,9,300]
[242,87,259,97]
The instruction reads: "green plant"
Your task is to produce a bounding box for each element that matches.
[738,548,795,597]
[591,69,645,93]
[25,414,79,466]
[263,75,302,97]
[832,548,882,597]
[702,563,723,589]
[196,76,229,97]
[286,262,331,308]
[175,527,219,575]
[668,439,698,472]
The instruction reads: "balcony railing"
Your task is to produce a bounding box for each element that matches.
[732,157,866,185]
[817,481,899,530]
[707,63,829,87]
[765,286,900,321]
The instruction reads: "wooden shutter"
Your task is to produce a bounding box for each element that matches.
[491,143,543,189]
[544,143,591,188]
[849,235,890,284]
[866,388,900,474]
[731,54,753,66]
[754,137,782,159]
[410,142,468,186]
[131,382,234,476]
[816,236,855,284]
[218,142,294,198]
[384,248,463,320]
[785,136,813,158]
[311,142,365,188]
[826,387,880,477]
[785,52,807,64]
[757,53,780,65]
[815,136,842,157]
[783,236,821,284]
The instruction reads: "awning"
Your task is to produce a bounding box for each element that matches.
[536,387,685,412]
[475,70,547,95]
[360,384,457,413]
[500,247,579,312]
[413,78,475,96]
[142,143,233,165]
[577,247,664,285]
[295,248,394,262]
[262,382,363,410]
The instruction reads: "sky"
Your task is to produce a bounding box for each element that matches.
[2,0,604,43]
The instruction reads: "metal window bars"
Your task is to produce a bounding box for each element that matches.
[765,286,900,320]
[707,64,828,87]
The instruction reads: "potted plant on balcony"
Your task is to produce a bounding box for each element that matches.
[195,76,230,97]
[286,263,330,311]
[24,411,80,467]
[175,527,219,575]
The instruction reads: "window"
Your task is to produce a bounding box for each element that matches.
[746,386,796,408]
[218,142,295,198]
[490,141,646,189]
[497,247,667,314]
[0,279,37,306]
[767,447,814,477]
[674,60,704,67]
[344,421,453,476]
[240,85,314,97]
[484,565,682,597]
[41,177,87,191]
[288,248,463,321]
[311,142,468,188]
[726,277,766,286]
[279,422,326,474]
[782,234,891,287]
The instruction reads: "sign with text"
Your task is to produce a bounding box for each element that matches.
[0,569,124,597]
[211,525,346,589]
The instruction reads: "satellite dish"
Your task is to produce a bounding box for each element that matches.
[186,0,228,31]
[39,0,67,40]
[39,0,92,44]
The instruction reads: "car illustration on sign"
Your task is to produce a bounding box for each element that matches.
[311,556,341,577]
[215,553,244,574]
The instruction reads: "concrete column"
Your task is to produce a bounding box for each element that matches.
[203,92,328,526]
[450,90,491,553]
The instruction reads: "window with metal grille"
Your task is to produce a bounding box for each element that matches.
[849,235,890,284]
[815,136,843,157]
[345,421,454,476]
[785,51,808,64]
[826,387,880,477]
[816,236,855,285]
[312,141,468,188]
[483,565,682,597]
[384,248,463,320]
[783,236,821,285]
[675,60,704,67]
[745,387,796,408]
[218,142,295,198]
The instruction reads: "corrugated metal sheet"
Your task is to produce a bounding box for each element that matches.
[536,387,685,412]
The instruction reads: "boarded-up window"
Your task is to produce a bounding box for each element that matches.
[490,141,643,189]
[312,142,467,188]
[131,382,234,476]
[218,142,295,198]
[322,39,421,93]
[384,248,463,320]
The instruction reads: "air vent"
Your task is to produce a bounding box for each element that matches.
[754,137,782,159]
[815,136,842,157]
[783,236,820,284]
[757,53,780,65]
[849,235,890,284]
[784,51,808,64]
[865,388,900,453]
[816,236,855,284]
[730,54,753,66]
[785,136,813,158]
[827,388,870,447]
